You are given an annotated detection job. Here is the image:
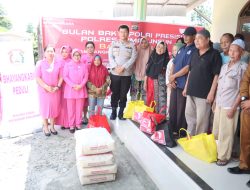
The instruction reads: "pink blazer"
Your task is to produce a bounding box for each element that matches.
[63,60,89,99]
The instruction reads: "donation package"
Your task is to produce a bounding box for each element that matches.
[75,128,117,185]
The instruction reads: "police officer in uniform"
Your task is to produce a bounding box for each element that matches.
[108,25,137,120]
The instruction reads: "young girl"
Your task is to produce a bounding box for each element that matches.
[130,37,152,101]
[87,55,110,116]
[220,33,234,64]
[165,42,184,118]
[55,45,72,130]
[81,41,95,124]
[144,41,169,115]
[64,49,89,133]
[212,39,247,166]
[36,45,63,136]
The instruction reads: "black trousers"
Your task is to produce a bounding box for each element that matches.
[110,74,131,108]
[169,87,187,134]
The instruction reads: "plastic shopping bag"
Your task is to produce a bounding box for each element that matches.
[123,100,145,119]
[177,128,217,163]
[151,121,176,148]
[87,107,111,133]
[132,101,156,123]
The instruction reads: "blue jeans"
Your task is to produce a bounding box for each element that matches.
[88,97,105,116]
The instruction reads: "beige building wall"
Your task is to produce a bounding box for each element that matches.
[211,0,248,41]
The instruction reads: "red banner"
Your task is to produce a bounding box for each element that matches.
[41,17,201,64]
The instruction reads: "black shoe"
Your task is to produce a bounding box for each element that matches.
[246,180,250,187]
[227,166,250,174]
[118,107,126,120]
[43,127,51,136]
[69,128,75,133]
[43,131,51,137]
[50,129,58,135]
[110,107,117,120]
[118,114,126,120]
[61,126,66,130]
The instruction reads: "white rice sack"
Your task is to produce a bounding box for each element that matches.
[75,128,115,155]
[78,173,116,185]
[76,152,115,168]
[77,163,117,176]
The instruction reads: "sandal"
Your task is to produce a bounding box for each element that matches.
[216,159,228,166]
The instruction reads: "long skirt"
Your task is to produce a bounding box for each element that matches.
[146,74,167,115]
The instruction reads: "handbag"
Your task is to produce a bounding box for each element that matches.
[87,107,111,133]
[139,106,166,135]
[123,100,145,119]
[177,128,217,163]
[132,101,156,123]
[151,121,176,148]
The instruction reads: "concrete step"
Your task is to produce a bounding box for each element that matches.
[110,118,202,190]
[108,116,250,190]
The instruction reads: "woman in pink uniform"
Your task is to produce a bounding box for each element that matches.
[81,41,95,124]
[55,45,72,130]
[64,49,89,133]
[36,45,63,136]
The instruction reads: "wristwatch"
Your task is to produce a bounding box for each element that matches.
[241,96,248,102]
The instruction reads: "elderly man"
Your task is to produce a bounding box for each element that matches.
[183,29,222,136]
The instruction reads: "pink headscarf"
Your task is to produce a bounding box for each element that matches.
[60,45,72,58]
[134,37,152,81]
[60,45,72,67]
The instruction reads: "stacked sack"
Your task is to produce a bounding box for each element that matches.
[75,128,117,185]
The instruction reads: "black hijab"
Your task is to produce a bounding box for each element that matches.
[146,42,169,79]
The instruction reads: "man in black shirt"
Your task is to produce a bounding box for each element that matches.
[183,29,222,136]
